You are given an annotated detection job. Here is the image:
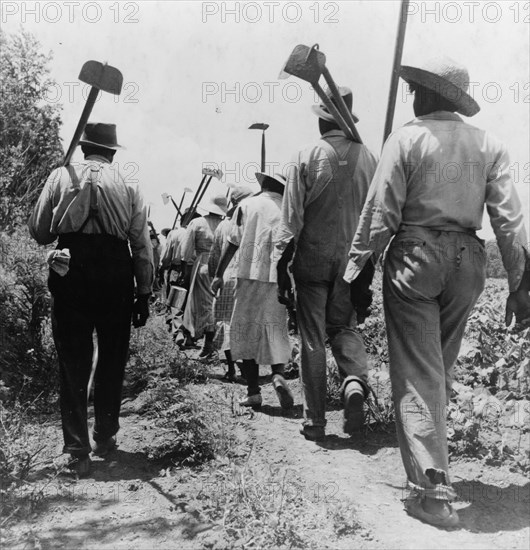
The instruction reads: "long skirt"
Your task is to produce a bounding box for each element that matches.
[230,278,291,365]
[183,253,215,339]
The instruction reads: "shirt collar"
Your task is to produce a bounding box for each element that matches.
[85,154,111,164]
[415,111,463,123]
[261,190,283,198]
[321,129,347,138]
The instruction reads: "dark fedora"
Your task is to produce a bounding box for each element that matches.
[79,122,123,150]
[311,85,359,124]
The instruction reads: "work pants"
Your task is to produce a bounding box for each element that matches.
[383,227,486,500]
[294,259,368,428]
[50,234,134,457]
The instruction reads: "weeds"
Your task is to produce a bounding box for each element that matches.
[126,315,209,396]
[138,379,238,466]
[197,462,318,549]
[0,398,48,526]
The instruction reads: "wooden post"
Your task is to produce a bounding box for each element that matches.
[382,0,410,148]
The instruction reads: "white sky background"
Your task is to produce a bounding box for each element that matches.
[2,0,529,240]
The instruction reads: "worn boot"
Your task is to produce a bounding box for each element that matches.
[199,331,215,359]
[343,380,365,434]
[272,374,294,410]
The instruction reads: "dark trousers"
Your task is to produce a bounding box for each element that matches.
[49,234,134,457]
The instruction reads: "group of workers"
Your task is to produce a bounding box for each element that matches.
[29,56,529,529]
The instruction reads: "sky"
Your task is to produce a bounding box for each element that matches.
[2,0,529,239]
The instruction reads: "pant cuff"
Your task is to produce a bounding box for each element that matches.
[302,419,326,428]
[63,444,91,457]
[406,480,457,501]
[340,376,369,400]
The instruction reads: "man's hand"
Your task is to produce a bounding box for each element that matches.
[132,294,150,328]
[211,276,224,296]
[350,259,375,325]
[277,263,292,307]
[277,239,295,307]
[505,290,530,327]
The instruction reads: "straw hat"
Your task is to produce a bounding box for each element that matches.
[311,86,359,124]
[79,123,123,149]
[400,56,480,117]
[230,186,255,204]
[255,172,287,188]
[202,194,228,216]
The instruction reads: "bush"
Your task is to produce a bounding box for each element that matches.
[126,315,209,396]
[0,228,57,408]
[138,379,235,466]
[0,29,63,229]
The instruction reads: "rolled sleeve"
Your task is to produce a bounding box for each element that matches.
[344,132,407,283]
[128,185,154,295]
[485,144,529,291]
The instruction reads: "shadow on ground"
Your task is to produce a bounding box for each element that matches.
[454,480,530,533]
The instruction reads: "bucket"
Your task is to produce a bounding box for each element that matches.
[166,285,187,310]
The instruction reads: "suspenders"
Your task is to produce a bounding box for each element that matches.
[77,163,104,234]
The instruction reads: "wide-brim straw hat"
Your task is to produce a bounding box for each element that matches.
[202,194,228,216]
[311,85,359,124]
[79,122,124,150]
[230,185,255,204]
[255,172,287,188]
[400,56,480,117]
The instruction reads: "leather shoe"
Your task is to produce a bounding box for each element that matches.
[404,495,460,528]
[272,375,294,410]
[343,381,365,434]
[68,455,91,477]
[92,436,117,457]
[300,425,325,441]
[239,394,262,408]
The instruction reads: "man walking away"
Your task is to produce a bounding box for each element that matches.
[275,87,377,441]
[29,122,153,476]
[345,57,530,527]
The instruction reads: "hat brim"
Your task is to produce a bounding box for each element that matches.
[400,66,480,117]
[311,104,360,124]
[78,139,124,150]
[255,172,286,188]
[199,203,228,216]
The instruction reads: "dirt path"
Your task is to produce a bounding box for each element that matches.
[4,362,529,549]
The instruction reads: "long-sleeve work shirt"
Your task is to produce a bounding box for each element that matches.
[28,155,154,295]
[274,130,377,273]
[344,112,528,291]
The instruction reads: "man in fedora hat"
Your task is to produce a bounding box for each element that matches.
[345,56,530,527]
[181,194,228,358]
[212,173,294,409]
[275,86,377,441]
[29,122,154,475]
